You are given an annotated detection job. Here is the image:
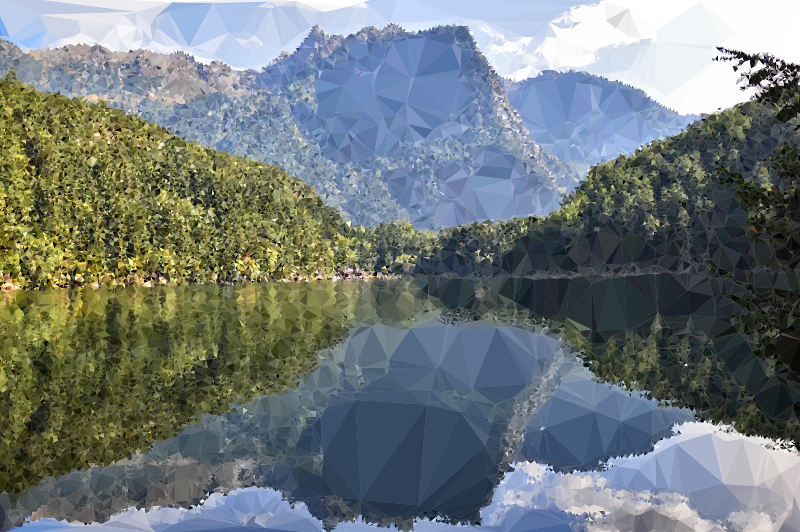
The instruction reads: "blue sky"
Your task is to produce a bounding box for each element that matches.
[0,0,798,114]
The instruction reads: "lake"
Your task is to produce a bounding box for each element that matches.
[0,277,790,532]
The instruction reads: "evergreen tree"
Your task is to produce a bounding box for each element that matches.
[715,47,800,123]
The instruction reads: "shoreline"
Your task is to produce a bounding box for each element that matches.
[0,268,406,293]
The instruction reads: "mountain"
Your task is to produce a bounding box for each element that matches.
[503,70,701,177]
[250,24,582,230]
[0,26,580,230]
[0,26,701,232]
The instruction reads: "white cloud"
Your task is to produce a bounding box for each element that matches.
[484,422,800,532]
[474,0,800,114]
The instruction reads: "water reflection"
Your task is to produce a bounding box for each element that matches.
[1,280,698,532]
[0,281,429,508]
[3,317,587,530]
[283,321,579,528]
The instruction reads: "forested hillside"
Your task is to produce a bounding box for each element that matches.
[370,51,795,287]
[0,69,372,289]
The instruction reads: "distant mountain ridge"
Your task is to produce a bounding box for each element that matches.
[250,24,579,229]
[503,70,701,177]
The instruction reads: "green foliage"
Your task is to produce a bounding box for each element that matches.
[364,222,439,275]
[721,144,800,421]
[0,68,369,289]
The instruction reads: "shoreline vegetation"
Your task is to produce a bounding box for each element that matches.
[0,267,390,292]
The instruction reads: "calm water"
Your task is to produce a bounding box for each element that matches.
[0,279,700,531]
[0,281,438,501]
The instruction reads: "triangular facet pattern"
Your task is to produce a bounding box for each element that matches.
[3,321,600,530]
[0,25,583,230]
[517,371,696,472]
[504,70,700,177]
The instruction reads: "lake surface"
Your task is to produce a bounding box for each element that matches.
[0,278,752,532]
[0,281,437,502]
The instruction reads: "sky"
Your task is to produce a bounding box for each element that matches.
[0,0,798,115]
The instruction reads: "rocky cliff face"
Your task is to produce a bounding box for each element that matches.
[255,24,583,230]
